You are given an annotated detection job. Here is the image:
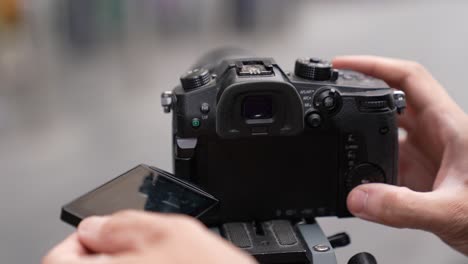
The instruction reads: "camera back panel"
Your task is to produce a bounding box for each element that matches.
[195,132,339,223]
[162,51,406,225]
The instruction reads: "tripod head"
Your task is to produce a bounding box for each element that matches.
[210,219,376,264]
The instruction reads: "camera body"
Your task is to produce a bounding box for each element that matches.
[162,49,406,225]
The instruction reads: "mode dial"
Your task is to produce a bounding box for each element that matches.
[180,68,211,90]
[295,58,338,81]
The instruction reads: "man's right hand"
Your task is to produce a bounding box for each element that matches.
[333,55,468,256]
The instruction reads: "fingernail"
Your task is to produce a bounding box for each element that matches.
[348,188,368,215]
[78,216,109,239]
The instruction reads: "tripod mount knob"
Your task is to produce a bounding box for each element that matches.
[348,252,377,264]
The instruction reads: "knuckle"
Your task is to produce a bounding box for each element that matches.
[379,187,410,227]
[406,61,426,74]
[132,214,205,241]
[396,60,429,88]
[382,187,406,208]
[98,211,206,243]
[401,60,429,84]
[100,216,127,239]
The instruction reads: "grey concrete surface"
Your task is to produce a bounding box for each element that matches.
[1,1,467,263]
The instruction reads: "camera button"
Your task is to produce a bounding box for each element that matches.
[200,103,210,114]
[191,118,201,128]
[346,163,385,191]
[306,112,322,128]
[323,96,335,108]
[314,88,341,114]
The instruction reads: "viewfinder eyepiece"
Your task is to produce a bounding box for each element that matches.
[242,95,273,120]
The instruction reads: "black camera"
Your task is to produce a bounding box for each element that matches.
[161,48,406,225]
[61,49,405,264]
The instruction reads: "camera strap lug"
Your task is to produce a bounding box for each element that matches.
[393,90,406,114]
[161,91,174,113]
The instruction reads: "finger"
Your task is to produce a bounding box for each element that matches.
[398,137,437,191]
[332,55,450,113]
[42,233,111,264]
[78,214,147,254]
[99,254,171,264]
[347,183,445,231]
[44,233,88,259]
[78,211,203,254]
[398,136,410,181]
[396,104,417,131]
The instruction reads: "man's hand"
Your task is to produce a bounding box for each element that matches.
[43,211,257,264]
[333,55,468,255]
[42,233,111,264]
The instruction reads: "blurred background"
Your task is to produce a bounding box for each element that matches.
[1,0,467,263]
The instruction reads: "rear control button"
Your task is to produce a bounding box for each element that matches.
[191,118,201,128]
[323,96,335,108]
[306,112,322,128]
[314,88,341,114]
[200,103,210,114]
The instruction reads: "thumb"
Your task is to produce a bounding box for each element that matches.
[77,211,172,254]
[347,183,445,231]
[77,211,204,254]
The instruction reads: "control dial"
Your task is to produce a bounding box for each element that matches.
[295,57,338,81]
[314,87,342,114]
[180,68,211,90]
[346,163,385,191]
